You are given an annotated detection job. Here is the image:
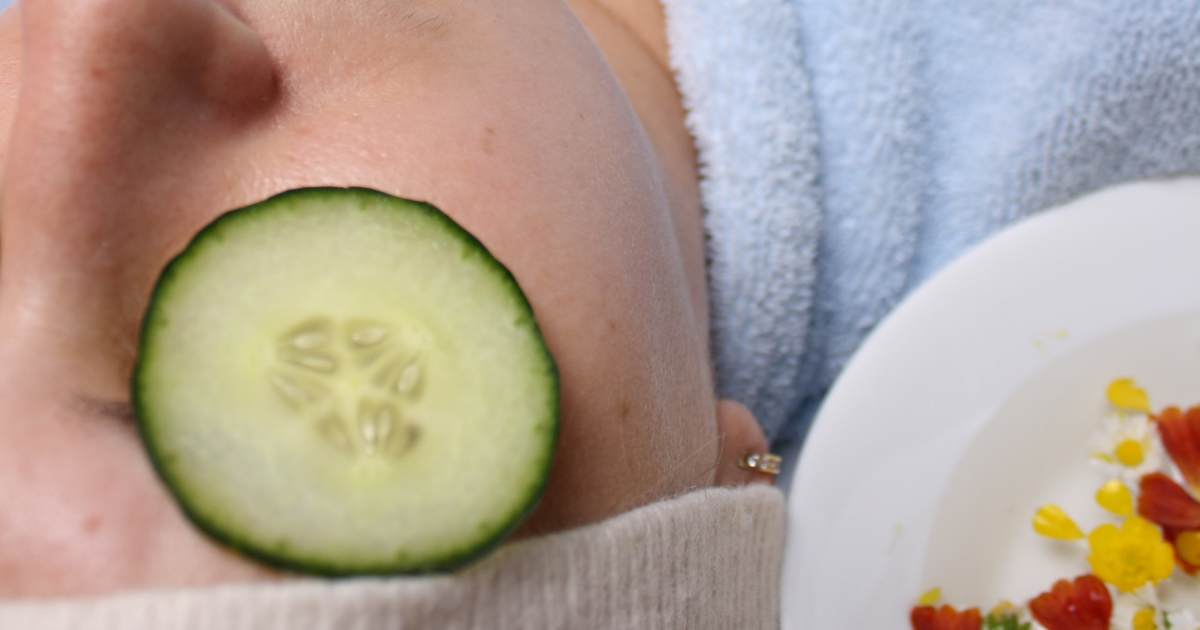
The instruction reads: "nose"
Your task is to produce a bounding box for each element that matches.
[0,0,275,397]
[0,0,281,595]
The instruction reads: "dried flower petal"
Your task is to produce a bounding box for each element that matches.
[1029,575,1113,630]
[911,605,983,630]
[1175,530,1200,566]
[1097,479,1134,516]
[1154,406,1200,491]
[1034,504,1085,540]
[1163,527,1200,576]
[1108,378,1151,413]
[1138,472,1200,530]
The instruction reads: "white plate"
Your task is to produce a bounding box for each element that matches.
[780,178,1200,630]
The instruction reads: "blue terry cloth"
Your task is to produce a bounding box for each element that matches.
[663,0,1200,442]
[664,0,822,445]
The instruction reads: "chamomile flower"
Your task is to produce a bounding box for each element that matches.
[1166,609,1200,630]
[1091,411,1164,483]
[1111,584,1166,630]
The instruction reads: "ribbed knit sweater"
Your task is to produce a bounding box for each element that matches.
[0,485,785,629]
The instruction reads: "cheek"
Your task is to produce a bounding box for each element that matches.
[0,414,162,593]
[506,247,719,535]
[0,358,273,596]
[383,74,721,533]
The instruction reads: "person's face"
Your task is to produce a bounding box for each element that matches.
[0,0,765,596]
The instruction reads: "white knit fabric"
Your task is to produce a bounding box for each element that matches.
[0,485,785,630]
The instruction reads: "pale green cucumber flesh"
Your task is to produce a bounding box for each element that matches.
[134,187,559,575]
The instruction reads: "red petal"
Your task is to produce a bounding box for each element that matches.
[911,605,983,630]
[1029,575,1112,630]
[1138,472,1200,529]
[1156,406,1200,489]
[1162,526,1200,576]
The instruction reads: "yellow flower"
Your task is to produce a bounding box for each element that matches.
[1087,516,1175,592]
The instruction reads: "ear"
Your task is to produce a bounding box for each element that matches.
[714,399,773,486]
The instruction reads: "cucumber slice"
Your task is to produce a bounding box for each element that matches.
[134,188,559,575]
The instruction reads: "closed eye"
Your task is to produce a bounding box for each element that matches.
[74,395,137,428]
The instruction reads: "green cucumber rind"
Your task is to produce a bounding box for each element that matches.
[133,186,560,576]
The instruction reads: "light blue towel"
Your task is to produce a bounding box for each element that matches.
[665,0,1200,443]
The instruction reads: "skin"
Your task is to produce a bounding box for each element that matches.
[0,0,768,597]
